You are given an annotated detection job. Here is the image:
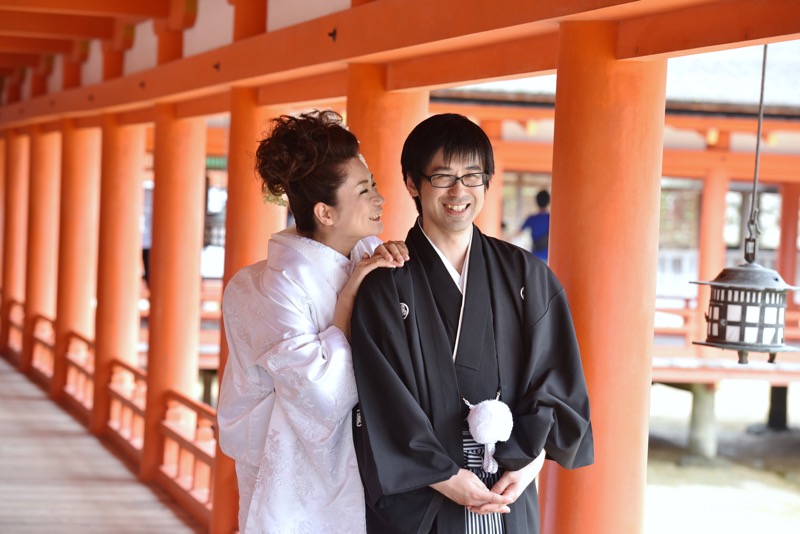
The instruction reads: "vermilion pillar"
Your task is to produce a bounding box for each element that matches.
[1,130,30,362]
[346,64,428,240]
[141,105,206,480]
[0,135,5,285]
[542,22,667,534]
[22,126,61,373]
[475,120,504,238]
[768,183,800,430]
[91,116,147,435]
[210,91,285,533]
[229,0,266,38]
[52,120,101,400]
[777,184,799,290]
[694,169,730,351]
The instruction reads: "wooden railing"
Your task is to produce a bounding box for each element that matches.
[107,358,148,464]
[654,296,697,345]
[63,332,95,420]
[6,299,25,364]
[156,390,217,527]
[29,315,56,386]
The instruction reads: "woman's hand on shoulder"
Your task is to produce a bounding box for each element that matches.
[332,240,409,340]
[372,240,409,266]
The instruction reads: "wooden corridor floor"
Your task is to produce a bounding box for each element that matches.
[0,357,204,534]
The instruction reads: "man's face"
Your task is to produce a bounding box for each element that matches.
[406,148,486,241]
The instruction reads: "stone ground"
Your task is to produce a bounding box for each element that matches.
[645,380,800,533]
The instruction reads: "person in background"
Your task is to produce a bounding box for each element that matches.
[216,110,408,534]
[520,189,551,262]
[350,114,593,534]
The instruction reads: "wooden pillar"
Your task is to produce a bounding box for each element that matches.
[475,120,504,238]
[140,105,205,480]
[346,63,428,240]
[541,22,667,534]
[91,116,147,435]
[22,126,61,373]
[1,130,30,361]
[209,90,285,533]
[765,182,800,431]
[693,169,730,356]
[229,0,266,39]
[0,135,5,286]
[52,120,101,400]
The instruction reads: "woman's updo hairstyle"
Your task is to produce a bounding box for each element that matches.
[255,110,360,234]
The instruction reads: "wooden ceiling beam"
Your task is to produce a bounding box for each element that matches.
[0,10,115,40]
[387,33,558,91]
[618,0,800,59]
[2,0,799,127]
[0,35,73,54]
[0,52,39,68]
[0,0,168,18]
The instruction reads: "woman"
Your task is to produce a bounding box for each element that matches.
[217,110,408,533]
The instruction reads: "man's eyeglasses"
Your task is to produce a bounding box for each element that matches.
[420,172,489,188]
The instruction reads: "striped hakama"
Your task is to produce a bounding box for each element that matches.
[463,429,505,534]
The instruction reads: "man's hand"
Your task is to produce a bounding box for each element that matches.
[471,450,547,514]
[430,469,513,515]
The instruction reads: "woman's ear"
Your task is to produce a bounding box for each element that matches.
[314,202,335,227]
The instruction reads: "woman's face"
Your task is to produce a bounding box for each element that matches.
[328,156,385,242]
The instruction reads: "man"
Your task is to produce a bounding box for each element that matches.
[350,113,594,534]
[520,189,551,262]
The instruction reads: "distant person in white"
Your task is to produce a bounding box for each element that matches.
[216,110,408,533]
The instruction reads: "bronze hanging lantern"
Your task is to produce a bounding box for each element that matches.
[692,44,799,365]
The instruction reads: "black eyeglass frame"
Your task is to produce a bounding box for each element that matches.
[419,172,490,188]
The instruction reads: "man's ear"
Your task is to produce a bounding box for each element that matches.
[314,202,335,227]
[405,175,419,198]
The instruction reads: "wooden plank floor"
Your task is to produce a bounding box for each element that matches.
[0,357,204,534]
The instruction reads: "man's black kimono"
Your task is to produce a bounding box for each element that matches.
[351,222,593,534]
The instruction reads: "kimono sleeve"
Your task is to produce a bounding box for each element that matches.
[495,286,594,472]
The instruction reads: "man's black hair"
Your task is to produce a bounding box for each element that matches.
[400,113,495,214]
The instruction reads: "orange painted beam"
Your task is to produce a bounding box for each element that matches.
[0,10,115,40]
[0,0,169,18]
[0,52,39,68]
[662,148,800,181]
[667,113,800,133]
[618,0,800,59]
[490,140,800,186]
[0,0,636,124]
[258,70,348,107]
[174,93,230,120]
[387,33,558,91]
[430,101,555,123]
[0,35,72,54]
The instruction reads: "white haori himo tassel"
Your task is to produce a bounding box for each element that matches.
[464,394,514,474]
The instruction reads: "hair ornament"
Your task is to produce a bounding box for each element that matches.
[262,191,289,207]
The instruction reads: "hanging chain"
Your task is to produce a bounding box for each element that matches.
[745,44,768,263]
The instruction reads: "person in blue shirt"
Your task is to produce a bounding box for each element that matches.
[520,190,550,262]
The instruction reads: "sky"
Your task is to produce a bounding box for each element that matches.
[457,39,800,108]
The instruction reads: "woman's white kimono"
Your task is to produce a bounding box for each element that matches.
[217,228,381,534]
